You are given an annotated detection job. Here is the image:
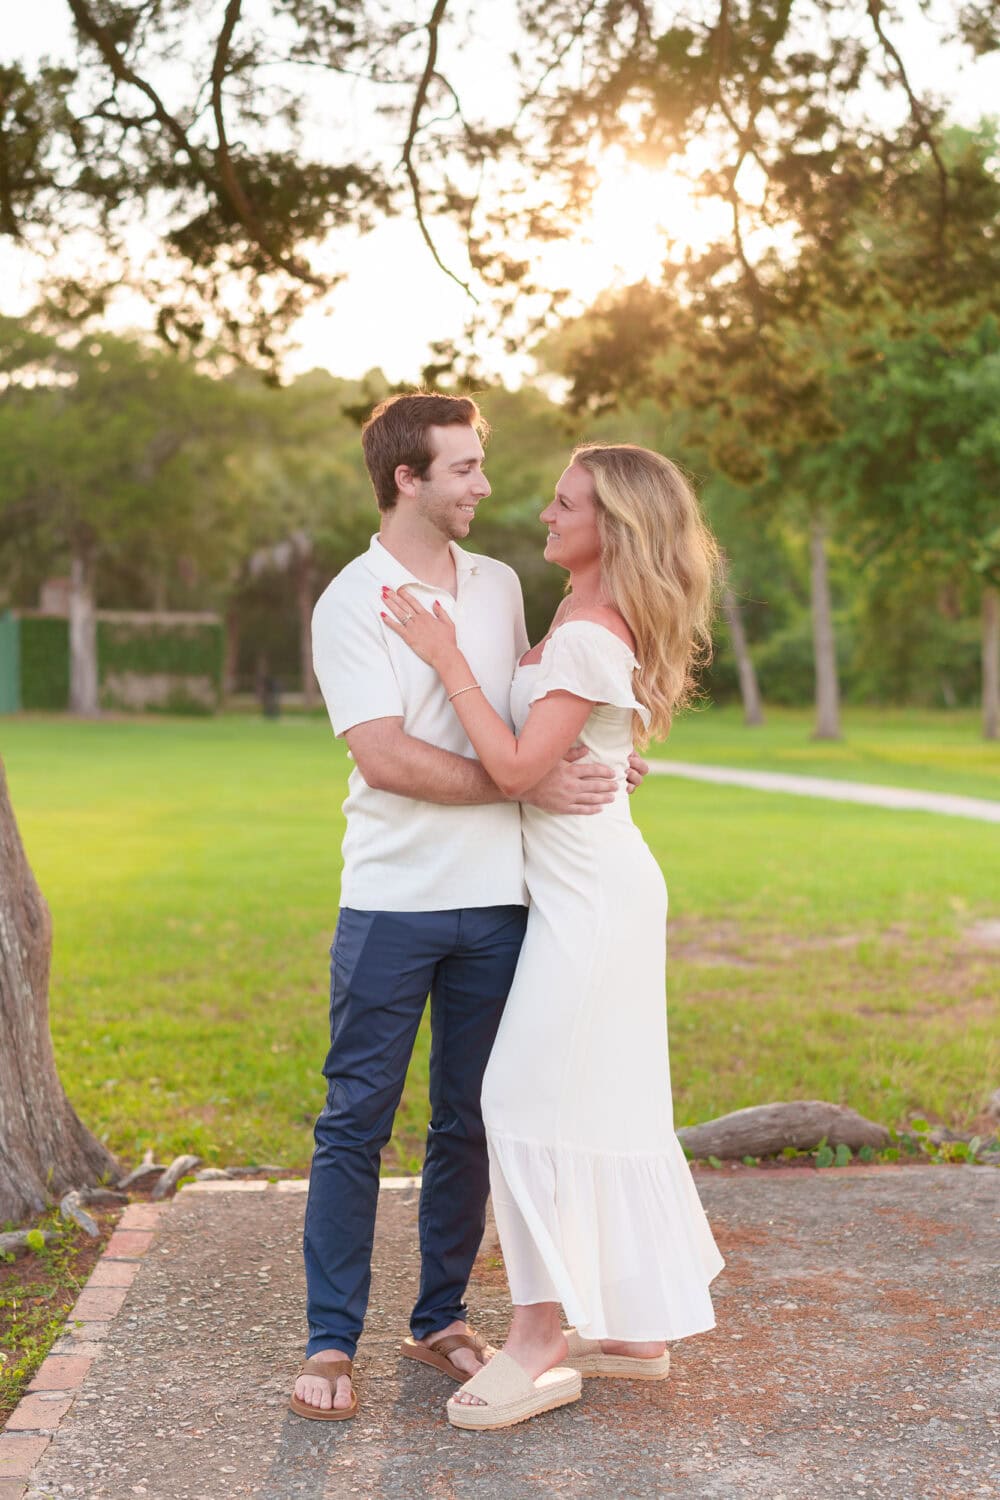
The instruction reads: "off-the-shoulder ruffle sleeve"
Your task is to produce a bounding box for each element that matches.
[527,621,651,728]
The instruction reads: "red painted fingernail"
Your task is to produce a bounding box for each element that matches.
[381,611,388,620]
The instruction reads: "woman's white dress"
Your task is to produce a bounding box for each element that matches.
[483,620,723,1341]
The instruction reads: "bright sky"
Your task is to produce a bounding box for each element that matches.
[4,1,999,384]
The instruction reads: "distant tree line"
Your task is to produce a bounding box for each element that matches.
[0,298,996,737]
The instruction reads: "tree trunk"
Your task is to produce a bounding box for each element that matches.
[809,512,841,740]
[296,551,318,709]
[68,548,99,716]
[982,584,999,741]
[0,757,118,1224]
[223,606,240,701]
[721,585,764,726]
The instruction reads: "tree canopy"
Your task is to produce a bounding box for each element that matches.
[4,2,998,366]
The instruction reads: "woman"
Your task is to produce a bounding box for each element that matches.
[381,442,724,1430]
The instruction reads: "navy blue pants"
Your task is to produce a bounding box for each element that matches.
[303,904,528,1358]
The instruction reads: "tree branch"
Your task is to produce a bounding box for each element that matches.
[66,0,207,172]
[708,4,767,328]
[514,0,600,123]
[866,0,949,249]
[69,0,324,289]
[401,0,477,301]
[209,0,324,287]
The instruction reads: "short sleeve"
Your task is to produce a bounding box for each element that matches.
[312,586,403,736]
[528,621,651,728]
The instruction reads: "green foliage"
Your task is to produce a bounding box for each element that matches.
[838,315,1000,590]
[98,621,223,682]
[0,323,250,624]
[540,126,1000,731]
[815,1143,835,1168]
[752,616,832,707]
[19,617,69,710]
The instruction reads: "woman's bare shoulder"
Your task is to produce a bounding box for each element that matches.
[564,606,636,654]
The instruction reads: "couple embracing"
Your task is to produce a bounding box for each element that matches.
[290,392,723,1431]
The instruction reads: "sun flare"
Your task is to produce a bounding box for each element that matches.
[539,147,730,302]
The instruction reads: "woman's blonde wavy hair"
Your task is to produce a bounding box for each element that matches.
[571,443,721,745]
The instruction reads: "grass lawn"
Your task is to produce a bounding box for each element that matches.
[664,705,1000,802]
[2,709,998,1176]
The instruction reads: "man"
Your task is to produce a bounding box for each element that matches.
[292,393,643,1419]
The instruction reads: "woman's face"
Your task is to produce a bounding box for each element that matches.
[540,463,601,572]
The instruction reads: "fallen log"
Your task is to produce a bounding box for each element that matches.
[677,1101,890,1160]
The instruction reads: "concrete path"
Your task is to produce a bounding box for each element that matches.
[647,761,1000,823]
[2,1166,997,1499]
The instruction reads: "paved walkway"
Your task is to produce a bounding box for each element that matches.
[1,1166,997,1499]
[647,761,1000,823]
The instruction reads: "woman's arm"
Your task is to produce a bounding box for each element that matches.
[381,586,595,799]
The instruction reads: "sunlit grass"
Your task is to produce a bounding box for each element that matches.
[663,704,999,801]
[2,710,997,1173]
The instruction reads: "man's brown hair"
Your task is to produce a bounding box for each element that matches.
[360,392,489,512]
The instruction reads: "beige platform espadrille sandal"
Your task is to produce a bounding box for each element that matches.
[562,1328,671,1379]
[446,1351,582,1431]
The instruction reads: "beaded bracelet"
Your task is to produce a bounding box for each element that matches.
[448,683,482,701]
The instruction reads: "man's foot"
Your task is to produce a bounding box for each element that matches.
[413,1320,491,1381]
[452,1325,567,1407]
[293,1350,354,1413]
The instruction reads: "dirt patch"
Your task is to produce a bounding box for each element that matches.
[962,918,1000,948]
[872,1205,973,1250]
[668,917,893,963]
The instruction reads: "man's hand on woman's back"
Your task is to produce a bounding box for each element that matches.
[521,745,618,816]
[626,752,649,794]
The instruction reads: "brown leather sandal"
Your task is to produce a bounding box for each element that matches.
[400,1329,496,1382]
[289,1353,358,1421]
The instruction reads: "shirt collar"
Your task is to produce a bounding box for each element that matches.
[360,534,480,588]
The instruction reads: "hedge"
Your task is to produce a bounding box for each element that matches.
[20,617,70,711]
[16,615,224,713]
[97,619,224,685]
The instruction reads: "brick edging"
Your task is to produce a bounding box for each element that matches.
[0,1200,166,1499]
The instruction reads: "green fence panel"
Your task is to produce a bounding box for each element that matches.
[0,612,21,713]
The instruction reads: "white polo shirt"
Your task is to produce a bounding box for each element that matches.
[312,534,529,912]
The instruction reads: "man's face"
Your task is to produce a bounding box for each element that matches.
[408,423,491,540]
